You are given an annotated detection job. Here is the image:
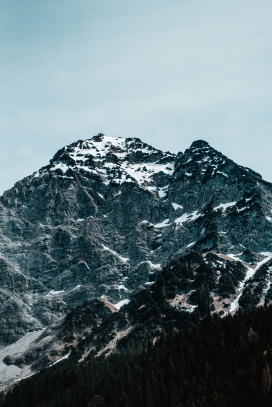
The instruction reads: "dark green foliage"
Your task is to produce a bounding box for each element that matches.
[238,260,272,309]
[218,272,236,296]
[217,259,246,297]
[252,262,271,283]
[189,285,211,317]
[239,287,260,309]
[154,249,217,301]
[4,306,272,407]
[265,286,272,307]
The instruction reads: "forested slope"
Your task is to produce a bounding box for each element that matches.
[3,305,272,407]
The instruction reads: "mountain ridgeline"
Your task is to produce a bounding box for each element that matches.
[1,134,272,388]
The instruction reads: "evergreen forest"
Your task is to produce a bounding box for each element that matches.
[2,305,272,407]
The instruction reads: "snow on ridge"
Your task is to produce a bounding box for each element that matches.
[175,210,201,225]
[145,281,155,286]
[227,252,272,314]
[114,299,130,310]
[71,285,81,291]
[175,213,190,225]
[153,209,202,229]
[154,219,169,228]
[227,252,272,275]
[46,290,65,297]
[46,134,175,191]
[106,298,130,311]
[101,244,129,263]
[158,187,167,198]
[237,206,249,213]
[63,134,172,163]
[50,351,71,366]
[216,171,228,177]
[172,202,183,210]
[137,260,161,269]
[213,202,237,212]
[187,241,196,248]
[254,253,272,270]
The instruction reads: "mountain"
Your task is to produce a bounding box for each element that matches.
[1,133,272,388]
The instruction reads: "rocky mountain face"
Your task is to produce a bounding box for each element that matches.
[1,134,272,388]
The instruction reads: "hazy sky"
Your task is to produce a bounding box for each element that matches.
[1,0,272,194]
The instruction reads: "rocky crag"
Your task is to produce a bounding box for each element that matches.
[1,134,272,387]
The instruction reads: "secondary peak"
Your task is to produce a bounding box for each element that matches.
[189,140,210,149]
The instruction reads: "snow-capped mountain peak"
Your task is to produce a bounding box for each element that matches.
[40,133,175,194]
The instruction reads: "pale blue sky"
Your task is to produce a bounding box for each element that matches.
[1,0,272,194]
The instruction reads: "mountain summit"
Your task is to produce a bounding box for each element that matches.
[1,134,272,387]
[43,134,175,191]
